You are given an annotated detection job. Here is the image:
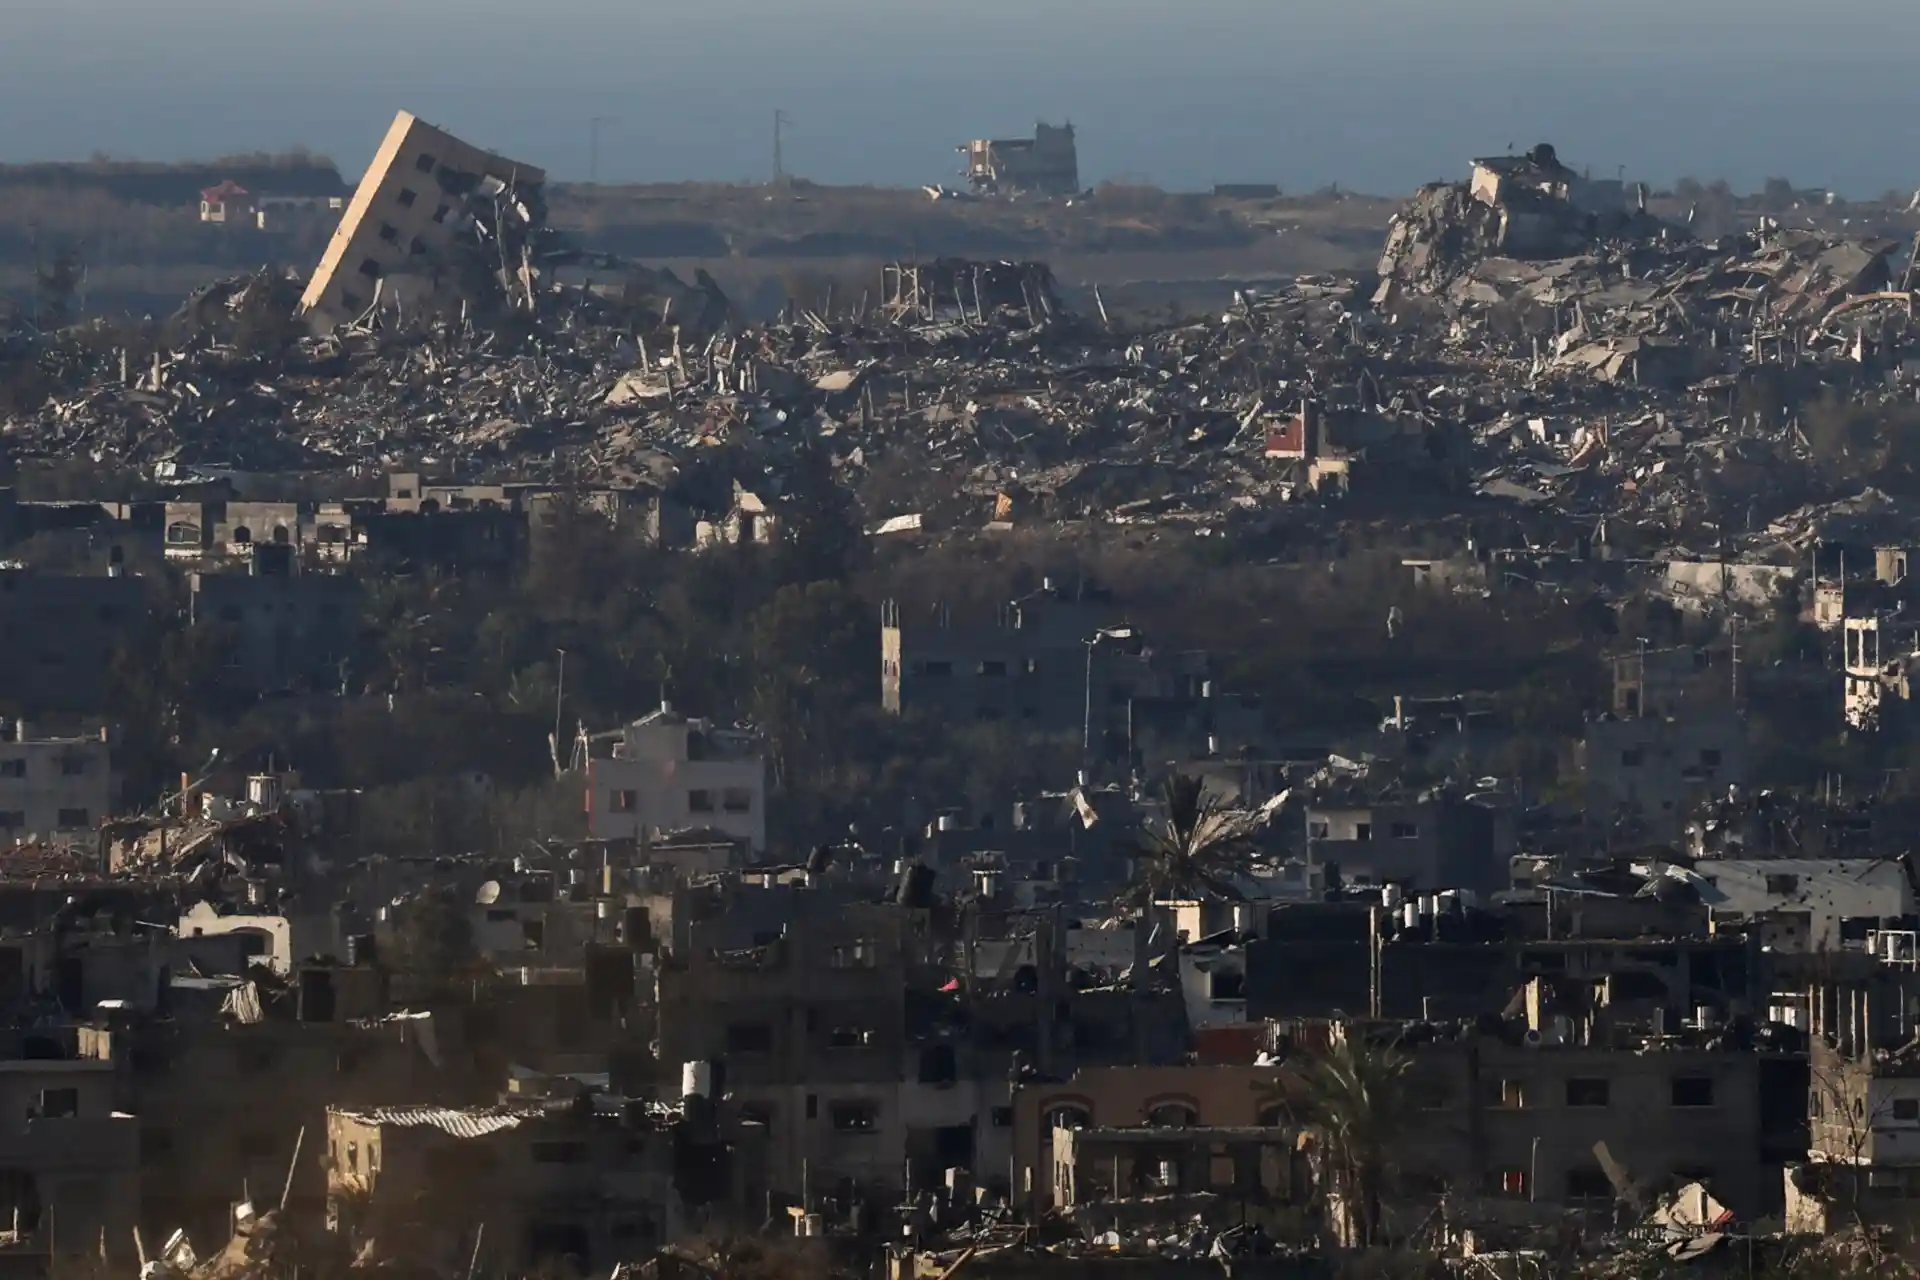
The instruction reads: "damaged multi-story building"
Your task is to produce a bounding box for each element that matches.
[958,122,1079,196]
[299,110,545,329]
[579,705,767,855]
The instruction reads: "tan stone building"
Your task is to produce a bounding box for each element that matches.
[299,111,544,329]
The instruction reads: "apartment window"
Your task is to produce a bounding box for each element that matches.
[1488,1169,1528,1197]
[59,757,87,777]
[0,760,24,779]
[357,258,382,279]
[397,187,418,207]
[1308,821,1329,839]
[0,813,24,830]
[725,1023,773,1053]
[346,1142,358,1174]
[377,222,399,243]
[1565,1168,1613,1200]
[1621,748,1645,767]
[991,1107,1014,1128]
[37,1088,77,1118]
[1488,1079,1526,1109]
[722,788,753,814]
[608,790,637,814]
[829,940,876,969]
[1671,1077,1715,1108]
[1353,823,1373,842]
[1209,970,1245,1001]
[830,1101,879,1133]
[1701,748,1723,767]
[1390,822,1418,839]
[806,1094,818,1120]
[531,1140,588,1164]
[921,660,954,678]
[827,1027,875,1049]
[978,660,1008,677]
[1766,874,1800,896]
[1566,1078,1611,1108]
[57,809,89,829]
[688,789,715,813]
[414,153,436,173]
[1894,1098,1920,1122]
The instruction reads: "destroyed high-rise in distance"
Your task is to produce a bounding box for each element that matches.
[299,110,544,330]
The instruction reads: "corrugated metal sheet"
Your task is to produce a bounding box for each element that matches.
[330,1105,539,1139]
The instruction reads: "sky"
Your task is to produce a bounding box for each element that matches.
[3,0,1917,196]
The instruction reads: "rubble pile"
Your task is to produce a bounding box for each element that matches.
[1,138,1918,563]
[1377,143,1679,298]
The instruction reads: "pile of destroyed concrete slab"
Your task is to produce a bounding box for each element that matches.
[6,121,1920,561]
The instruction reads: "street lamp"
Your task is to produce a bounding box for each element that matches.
[1082,627,1135,780]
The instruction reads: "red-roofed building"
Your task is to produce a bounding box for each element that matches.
[199,180,254,224]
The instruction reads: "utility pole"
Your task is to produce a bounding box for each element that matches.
[772,109,790,184]
[552,648,568,777]
[588,116,616,184]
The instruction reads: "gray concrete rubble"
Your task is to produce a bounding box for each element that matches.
[4,140,1920,571]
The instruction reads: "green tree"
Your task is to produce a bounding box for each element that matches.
[1124,772,1261,905]
[1273,1031,1415,1248]
[773,439,867,587]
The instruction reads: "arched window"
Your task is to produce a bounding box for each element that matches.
[1045,1103,1091,1131]
[1147,1100,1199,1128]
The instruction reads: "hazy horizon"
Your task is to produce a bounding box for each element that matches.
[5,0,1918,196]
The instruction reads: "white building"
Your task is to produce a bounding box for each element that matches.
[1649,857,1916,952]
[0,723,113,841]
[583,705,766,853]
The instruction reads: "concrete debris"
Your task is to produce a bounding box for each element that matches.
[3,136,1920,582]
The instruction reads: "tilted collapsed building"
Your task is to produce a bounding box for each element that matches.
[299,111,547,330]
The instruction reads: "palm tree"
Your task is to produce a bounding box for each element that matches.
[1275,1030,1415,1248]
[1124,772,1262,906]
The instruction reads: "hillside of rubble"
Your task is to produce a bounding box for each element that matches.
[3,144,1920,575]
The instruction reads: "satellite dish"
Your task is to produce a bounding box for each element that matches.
[476,880,502,905]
